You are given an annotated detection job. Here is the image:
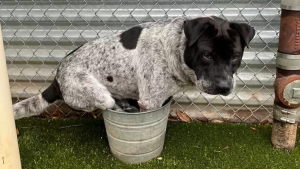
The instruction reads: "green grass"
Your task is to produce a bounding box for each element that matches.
[16,119,300,169]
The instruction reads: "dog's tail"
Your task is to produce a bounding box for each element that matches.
[13,79,62,119]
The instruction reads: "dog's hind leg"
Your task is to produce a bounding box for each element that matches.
[59,73,115,112]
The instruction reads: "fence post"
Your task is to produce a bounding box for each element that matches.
[272,0,300,150]
[0,25,22,168]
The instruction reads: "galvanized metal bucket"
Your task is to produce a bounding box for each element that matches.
[103,98,172,164]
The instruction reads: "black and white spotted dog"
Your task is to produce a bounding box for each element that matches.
[13,16,255,119]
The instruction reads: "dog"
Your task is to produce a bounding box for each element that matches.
[13,16,255,119]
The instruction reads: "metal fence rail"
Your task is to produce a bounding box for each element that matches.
[0,0,280,123]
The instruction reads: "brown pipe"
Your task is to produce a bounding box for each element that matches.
[274,74,300,108]
[274,9,300,108]
[275,9,300,107]
[272,9,300,150]
[278,10,300,55]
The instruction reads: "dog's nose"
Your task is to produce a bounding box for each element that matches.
[216,83,231,95]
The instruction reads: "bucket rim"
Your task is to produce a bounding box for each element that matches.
[105,97,173,115]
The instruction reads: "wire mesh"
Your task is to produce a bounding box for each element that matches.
[0,0,280,123]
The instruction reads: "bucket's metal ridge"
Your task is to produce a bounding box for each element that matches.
[103,98,172,164]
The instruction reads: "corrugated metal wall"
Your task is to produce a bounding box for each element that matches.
[1,0,280,123]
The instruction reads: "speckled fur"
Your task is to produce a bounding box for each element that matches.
[14,94,49,119]
[44,17,184,111]
[13,16,229,118]
[55,16,196,111]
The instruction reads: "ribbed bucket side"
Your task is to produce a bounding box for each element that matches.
[103,99,172,164]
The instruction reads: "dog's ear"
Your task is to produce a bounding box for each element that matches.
[231,23,255,48]
[184,18,210,47]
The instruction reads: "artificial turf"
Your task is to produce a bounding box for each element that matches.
[16,119,300,169]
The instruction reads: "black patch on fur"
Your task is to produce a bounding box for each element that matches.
[21,101,29,112]
[171,75,181,83]
[112,46,115,49]
[42,79,62,103]
[120,26,143,49]
[107,76,113,82]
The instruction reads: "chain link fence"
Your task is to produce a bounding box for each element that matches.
[1,0,280,123]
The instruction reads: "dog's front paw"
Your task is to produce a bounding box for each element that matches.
[137,101,147,112]
[102,97,115,110]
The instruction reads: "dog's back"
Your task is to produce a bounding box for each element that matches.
[13,17,187,119]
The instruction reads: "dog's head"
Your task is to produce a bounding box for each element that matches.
[183,16,255,96]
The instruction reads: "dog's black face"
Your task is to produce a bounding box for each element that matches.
[183,16,255,96]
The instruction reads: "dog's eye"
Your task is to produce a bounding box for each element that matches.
[231,54,240,61]
[203,52,212,60]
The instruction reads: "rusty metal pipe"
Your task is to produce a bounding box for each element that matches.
[272,0,300,150]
